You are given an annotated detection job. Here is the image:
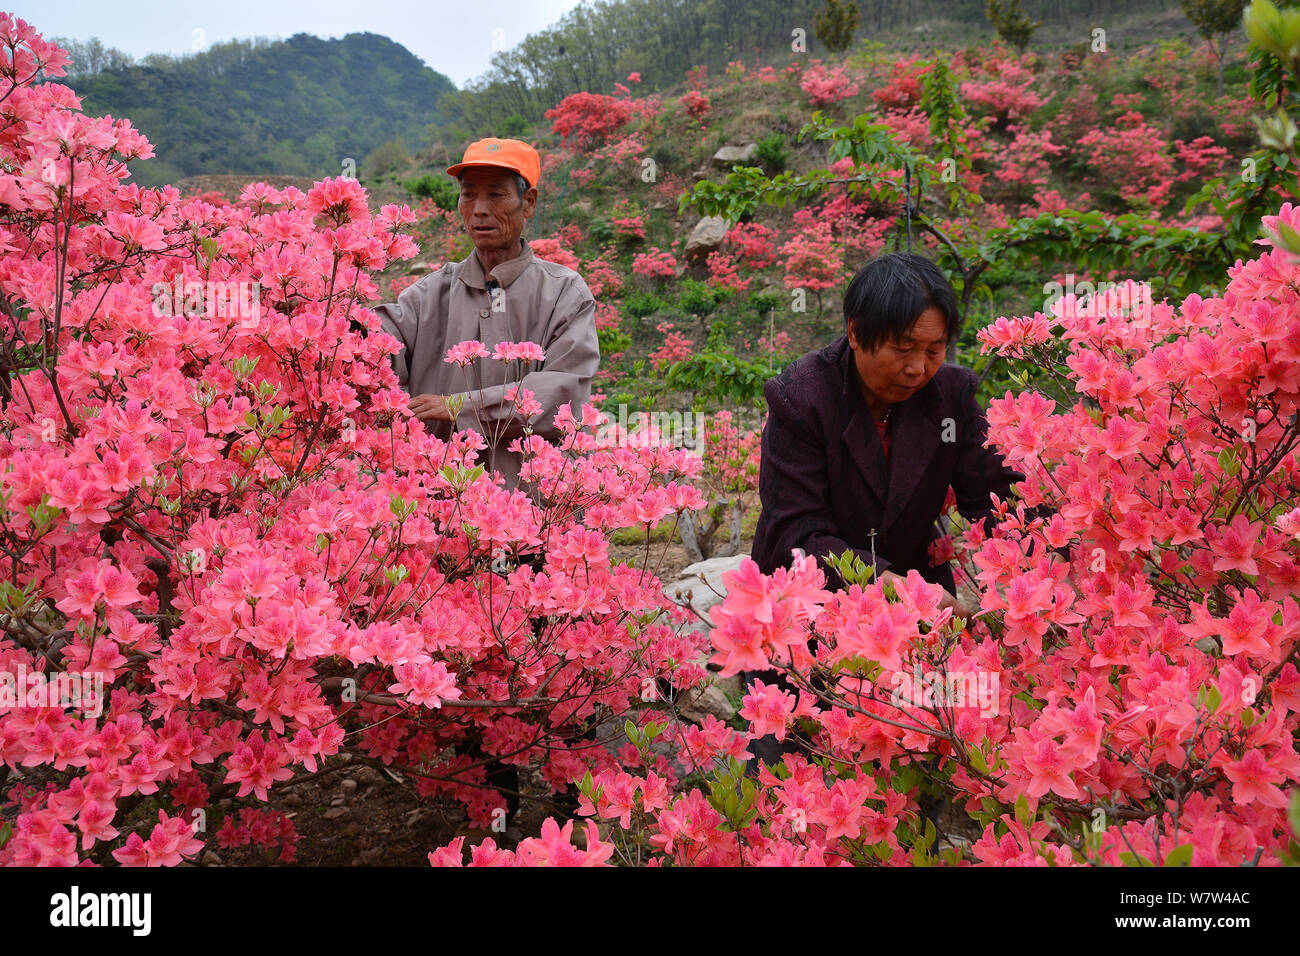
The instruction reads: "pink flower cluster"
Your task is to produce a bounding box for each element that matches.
[801,64,861,107]
[632,247,678,278]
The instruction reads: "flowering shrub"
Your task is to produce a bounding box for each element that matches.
[960,61,1046,125]
[871,56,931,111]
[995,125,1066,205]
[441,202,1300,867]
[648,322,695,371]
[528,237,581,271]
[704,250,750,293]
[545,92,635,150]
[611,215,647,241]
[878,107,932,149]
[632,247,678,279]
[1077,111,1176,210]
[724,222,778,268]
[781,215,842,293]
[679,90,711,122]
[0,22,715,866]
[1174,136,1232,184]
[801,64,860,107]
[581,251,624,299]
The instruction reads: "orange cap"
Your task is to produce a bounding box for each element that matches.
[446,138,541,189]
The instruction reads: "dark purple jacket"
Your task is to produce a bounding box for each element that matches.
[751,336,1023,592]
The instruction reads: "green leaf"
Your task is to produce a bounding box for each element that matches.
[1288,789,1300,839]
[1014,793,1033,828]
[1119,850,1157,867]
[1163,843,1194,867]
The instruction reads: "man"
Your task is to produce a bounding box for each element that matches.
[745,252,1025,775]
[374,138,600,491]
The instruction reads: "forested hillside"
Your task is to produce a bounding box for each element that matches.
[66,32,455,186]
[440,0,1189,134]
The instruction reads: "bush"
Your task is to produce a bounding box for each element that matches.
[363,138,410,179]
[444,203,1300,867]
[403,173,459,210]
[623,290,668,319]
[753,133,788,174]
[0,24,716,867]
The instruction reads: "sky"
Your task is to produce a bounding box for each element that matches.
[13,0,585,87]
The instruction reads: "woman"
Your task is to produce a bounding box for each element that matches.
[752,251,1023,602]
[746,252,1025,771]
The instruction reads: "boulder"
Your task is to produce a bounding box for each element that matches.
[683,215,729,259]
[675,682,737,723]
[664,553,749,619]
[712,143,759,167]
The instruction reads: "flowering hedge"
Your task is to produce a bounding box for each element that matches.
[440,208,1300,867]
[0,21,714,866]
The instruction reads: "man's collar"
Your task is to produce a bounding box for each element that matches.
[459,239,534,290]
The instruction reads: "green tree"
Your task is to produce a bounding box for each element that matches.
[1181,0,1251,94]
[985,0,1039,53]
[813,0,862,54]
[362,138,410,180]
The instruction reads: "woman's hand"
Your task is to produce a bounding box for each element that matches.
[879,569,975,618]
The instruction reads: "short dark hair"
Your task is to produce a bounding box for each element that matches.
[842,252,959,352]
[457,171,530,201]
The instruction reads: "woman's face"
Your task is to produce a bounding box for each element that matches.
[847,306,948,407]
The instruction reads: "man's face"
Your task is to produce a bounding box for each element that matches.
[457,167,537,257]
[846,305,948,406]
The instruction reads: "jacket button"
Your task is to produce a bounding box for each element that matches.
[479,308,491,318]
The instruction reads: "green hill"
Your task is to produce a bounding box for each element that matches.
[70,32,456,187]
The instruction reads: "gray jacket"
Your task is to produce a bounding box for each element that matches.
[373,238,600,489]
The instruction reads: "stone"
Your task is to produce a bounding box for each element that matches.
[663,553,750,620]
[683,215,729,259]
[406,261,432,275]
[322,807,349,820]
[282,792,303,808]
[675,682,736,723]
[340,778,358,794]
[711,143,758,168]
[201,850,223,866]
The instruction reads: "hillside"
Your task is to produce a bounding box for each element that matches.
[70,32,455,187]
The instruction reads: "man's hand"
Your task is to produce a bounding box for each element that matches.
[408,394,455,422]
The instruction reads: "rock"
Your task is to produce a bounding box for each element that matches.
[282,792,303,808]
[664,554,750,619]
[322,806,349,820]
[330,795,346,807]
[406,261,432,275]
[675,682,737,723]
[201,850,223,866]
[573,198,593,214]
[711,143,758,168]
[692,168,709,181]
[340,778,358,795]
[683,215,729,259]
